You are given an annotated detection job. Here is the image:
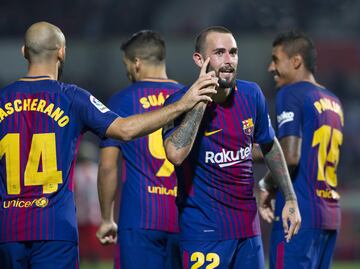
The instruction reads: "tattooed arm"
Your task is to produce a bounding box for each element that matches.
[164,102,207,166]
[259,137,301,242]
[260,137,297,201]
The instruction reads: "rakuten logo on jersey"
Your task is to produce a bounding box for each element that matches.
[277,111,294,127]
[205,145,251,168]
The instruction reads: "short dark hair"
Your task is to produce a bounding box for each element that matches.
[121,30,166,64]
[273,30,317,74]
[195,26,232,54]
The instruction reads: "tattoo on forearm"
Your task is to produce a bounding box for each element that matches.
[264,141,296,201]
[170,107,205,150]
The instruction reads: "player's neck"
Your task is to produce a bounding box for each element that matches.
[303,73,318,85]
[138,65,168,80]
[26,63,58,80]
[294,72,320,87]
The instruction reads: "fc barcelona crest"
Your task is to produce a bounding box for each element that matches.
[242,118,254,135]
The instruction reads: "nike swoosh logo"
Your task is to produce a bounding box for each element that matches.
[204,129,223,136]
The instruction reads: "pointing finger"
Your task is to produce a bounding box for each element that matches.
[200,57,210,76]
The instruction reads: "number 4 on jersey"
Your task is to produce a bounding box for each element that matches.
[148,128,175,177]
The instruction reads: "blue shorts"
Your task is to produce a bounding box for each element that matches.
[180,235,264,269]
[0,241,78,269]
[116,229,181,269]
[270,229,338,269]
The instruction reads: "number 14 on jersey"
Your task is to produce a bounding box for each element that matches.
[0,133,63,195]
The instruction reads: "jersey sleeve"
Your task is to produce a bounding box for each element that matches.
[275,86,303,138]
[73,87,119,138]
[162,88,187,141]
[99,92,129,148]
[253,83,275,144]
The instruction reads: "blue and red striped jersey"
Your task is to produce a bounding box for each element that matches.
[274,81,343,230]
[163,80,275,240]
[0,76,118,243]
[101,79,183,233]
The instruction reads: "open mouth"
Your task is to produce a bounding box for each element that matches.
[219,67,234,74]
[270,71,280,81]
[219,68,235,79]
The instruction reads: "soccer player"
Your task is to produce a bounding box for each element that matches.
[162,26,301,269]
[258,30,343,269]
[0,21,217,269]
[96,30,182,269]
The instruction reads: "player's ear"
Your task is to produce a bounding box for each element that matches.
[193,52,204,68]
[22,45,29,60]
[58,46,66,62]
[292,54,302,70]
[134,57,141,72]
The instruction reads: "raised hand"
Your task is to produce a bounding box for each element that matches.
[178,57,218,110]
[96,219,118,245]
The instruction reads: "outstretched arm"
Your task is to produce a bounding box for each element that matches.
[260,137,301,242]
[105,58,218,142]
[96,146,120,245]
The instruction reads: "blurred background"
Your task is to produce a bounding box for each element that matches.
[0,0,359,268]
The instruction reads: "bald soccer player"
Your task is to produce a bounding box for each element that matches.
[0,21,218,269]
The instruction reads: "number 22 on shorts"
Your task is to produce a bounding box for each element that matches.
[191,251,220,269]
